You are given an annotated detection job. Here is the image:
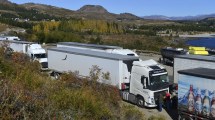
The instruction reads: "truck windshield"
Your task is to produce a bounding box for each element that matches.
[34,54,47,59]
[150,74,169,86]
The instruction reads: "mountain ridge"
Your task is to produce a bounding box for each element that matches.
[143,14,215,21]
[77,5,108,13]
[1,0,215,21]
[21,4,142,21]
[0,0,11,4]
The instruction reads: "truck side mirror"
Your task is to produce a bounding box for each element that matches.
[141,76,145,84]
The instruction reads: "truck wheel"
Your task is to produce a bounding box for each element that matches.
[53,72,60,80]
[136,96,145,108]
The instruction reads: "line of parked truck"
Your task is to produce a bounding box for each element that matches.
[0,37,169,108]
[2,36,215,119]
[41,44,215,119]
[0,37,48,70]
[49,42,169,108]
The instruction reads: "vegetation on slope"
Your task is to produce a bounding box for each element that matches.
[0,1,62,21]
[20,20,183,51]
[26,20,124,43]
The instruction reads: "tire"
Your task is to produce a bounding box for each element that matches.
[178,114,193,120]
[53,72,60,80]
[136,96,145,108]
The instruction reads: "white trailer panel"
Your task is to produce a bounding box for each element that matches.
[0,40,35,53]
[174,55,215,83]
[57,42,138,57]
[48,47,139,89]
[9,42,27,53]
[178,68,215,119]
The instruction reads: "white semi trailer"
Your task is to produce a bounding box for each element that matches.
[178,68,215,120]
[48,47,169,108]
[0,40,48,70]
[0,36,20,41]
[57,42,139,57]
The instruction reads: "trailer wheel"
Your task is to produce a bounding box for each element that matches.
[178,114,193,120]
[136,96,145,108]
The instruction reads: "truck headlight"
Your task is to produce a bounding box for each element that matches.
[151,98,155,104]
[148,97,155,104]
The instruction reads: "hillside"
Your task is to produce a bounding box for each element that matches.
[21,4,142,21]
[0,0,60,21]
[0,0,10,4]
[77,5,108,13]
[0,1,178,26]
[21,3,75,18]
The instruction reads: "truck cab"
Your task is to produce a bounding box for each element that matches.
[27,44,48,70]
[121,59,169,107]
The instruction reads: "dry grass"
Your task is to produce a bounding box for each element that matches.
[0,23,8,32]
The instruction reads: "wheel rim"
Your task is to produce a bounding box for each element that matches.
[138,100,144,106]
[54,72,59,79]
[137,98,144,107]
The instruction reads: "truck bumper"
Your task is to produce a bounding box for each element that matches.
[145,102,157,108]
[40,68,49,71]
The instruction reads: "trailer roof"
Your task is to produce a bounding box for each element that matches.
[175,54,215,62]
[0,40,35,44]
[48,47,139,61]
[178,68,215,79]
[58,42,122,50]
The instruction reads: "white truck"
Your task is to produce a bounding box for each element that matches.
[57,42,139,57]
[0,36,21,41]
[0,40,48,70]
[48,47,169,108]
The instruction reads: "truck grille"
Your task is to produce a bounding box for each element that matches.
[41,62,48,68]
[154,90,167,101]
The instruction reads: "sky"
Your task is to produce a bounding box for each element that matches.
[9,0,215,17]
